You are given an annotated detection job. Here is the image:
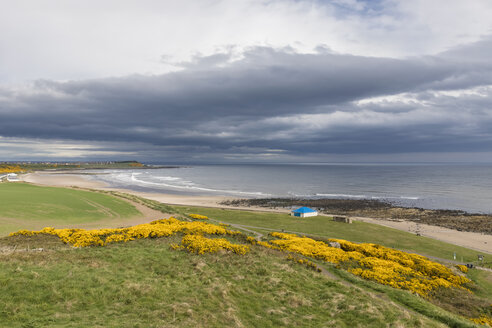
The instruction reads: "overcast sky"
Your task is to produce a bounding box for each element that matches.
[1,0,492,163]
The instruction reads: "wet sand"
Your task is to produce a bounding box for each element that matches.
[20,172,492,254]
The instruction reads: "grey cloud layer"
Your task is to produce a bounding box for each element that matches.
[1,39,492,160]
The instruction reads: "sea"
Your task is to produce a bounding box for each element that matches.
[88,163,492,214]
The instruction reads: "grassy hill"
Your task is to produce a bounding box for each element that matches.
[0,185,491,327]
[0,235,466,328]
[0,183,141,236]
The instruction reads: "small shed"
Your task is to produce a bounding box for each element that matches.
[333,215,353,224]
[291,207,318,218]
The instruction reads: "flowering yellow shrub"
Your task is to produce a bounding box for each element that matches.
[246,236,257,244]
[189,214,209,220]
[457,264,469,273]
[256,240,279,249]
[9,217,241,248]
[471,315,492,327]
[258,232,471,296]
[269,232,363,264]
[328,238,471,293]
[181,234,250,255]
[0,165,23,173]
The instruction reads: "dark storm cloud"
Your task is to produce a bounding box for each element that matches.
[1,38,492,160]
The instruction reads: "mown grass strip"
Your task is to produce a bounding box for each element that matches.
[0,183,141,236]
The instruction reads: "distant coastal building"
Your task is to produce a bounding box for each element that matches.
[291,207,318,218]
[6,173,19,182]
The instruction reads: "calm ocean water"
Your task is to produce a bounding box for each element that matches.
[89,164,492,214]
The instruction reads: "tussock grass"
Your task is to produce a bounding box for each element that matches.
[467,269,492,300]
[0,236,448,328]
[326,267,481,328]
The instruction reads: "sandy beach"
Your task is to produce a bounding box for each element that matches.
[351,216,491,255]
[20,172,492,254]
[21,172,231,207]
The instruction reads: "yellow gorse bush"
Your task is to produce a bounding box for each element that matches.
[9,217,241,248]
[259,232,470,296]
[457,264,469,273]
[246,236,257,244]
[181,234,249,255]
[471,315,492,327]
[266,232,364,263]
[0,165,23,173]
[189,214,209,220]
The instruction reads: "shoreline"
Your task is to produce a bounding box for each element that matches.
[20,172,492,255]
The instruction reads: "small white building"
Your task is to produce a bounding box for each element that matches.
[6,173,20,182]
[291,207,318,218]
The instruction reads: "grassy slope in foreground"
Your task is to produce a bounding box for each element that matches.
[177,206,490,264]
[0,183,141,236]
[0,186,488,327]
[0,236,450,328]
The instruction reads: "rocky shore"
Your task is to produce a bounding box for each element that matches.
[220,198,492,235]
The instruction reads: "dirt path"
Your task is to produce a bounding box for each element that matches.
[125,198,172,224]
[225,223,265,240]
[85,195,171,228]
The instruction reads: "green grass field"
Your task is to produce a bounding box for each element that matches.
[0,183,141,236]
[176,206,490,265]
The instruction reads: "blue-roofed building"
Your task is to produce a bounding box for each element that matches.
[291,206,318,218]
